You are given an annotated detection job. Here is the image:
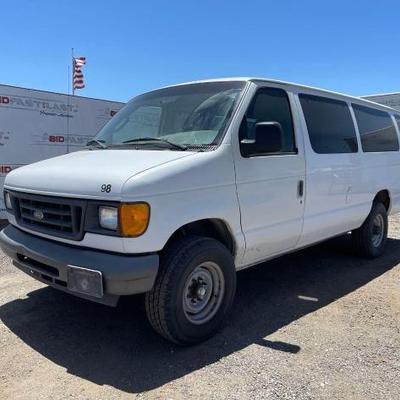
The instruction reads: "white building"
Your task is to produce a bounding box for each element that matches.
[362,93,400,111]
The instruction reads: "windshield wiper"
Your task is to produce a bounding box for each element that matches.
[86,139,108,149]
[122,137,187,150]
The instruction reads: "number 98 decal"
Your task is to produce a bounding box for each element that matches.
[101,184,112,193]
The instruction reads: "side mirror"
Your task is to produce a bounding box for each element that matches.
[240,121,284,157]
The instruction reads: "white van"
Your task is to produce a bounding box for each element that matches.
[1,78,399,344]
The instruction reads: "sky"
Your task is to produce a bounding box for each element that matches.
[1,0,400,102]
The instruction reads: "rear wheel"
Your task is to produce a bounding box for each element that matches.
[352,202,388,258]
[145,236,236,345]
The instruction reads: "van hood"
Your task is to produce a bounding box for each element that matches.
[5,149,196,199]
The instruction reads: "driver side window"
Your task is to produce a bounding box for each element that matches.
[239,87,296,155]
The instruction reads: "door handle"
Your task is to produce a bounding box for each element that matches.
[346,185,352,204]
[298,180,304,198]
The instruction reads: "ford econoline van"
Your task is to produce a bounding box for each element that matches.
[1,78,399,344]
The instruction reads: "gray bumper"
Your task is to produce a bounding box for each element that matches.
[0,225,159,306]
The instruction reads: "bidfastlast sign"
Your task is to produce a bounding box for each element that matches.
[0,84,124,218]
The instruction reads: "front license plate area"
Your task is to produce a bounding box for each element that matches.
[67,265,104,298]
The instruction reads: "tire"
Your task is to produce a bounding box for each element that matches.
[351,202,388,258]
[145,235,236,345]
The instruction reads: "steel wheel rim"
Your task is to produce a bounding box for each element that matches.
[182,261,225,325]
[371,214,384,247]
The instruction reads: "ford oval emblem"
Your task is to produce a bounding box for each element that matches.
[33,209,44,220]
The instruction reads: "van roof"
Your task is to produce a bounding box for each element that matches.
[158,77,399,114]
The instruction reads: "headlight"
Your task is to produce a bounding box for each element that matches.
[119,203,150,237]
[4,192,12,210]
[98,203,150,236]
[99,206,118,230]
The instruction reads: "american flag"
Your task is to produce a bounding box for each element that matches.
[73,56,86,90]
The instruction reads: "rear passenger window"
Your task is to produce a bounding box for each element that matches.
[299,94,358,154]
[395,115,400,133]
[352,105,399,152]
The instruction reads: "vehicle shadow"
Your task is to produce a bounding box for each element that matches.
[0,235,399,393]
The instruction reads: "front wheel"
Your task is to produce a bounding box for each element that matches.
[352,202,388,258]
[145,236,236,345]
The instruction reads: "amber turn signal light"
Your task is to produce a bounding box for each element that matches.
[119,203,150,237]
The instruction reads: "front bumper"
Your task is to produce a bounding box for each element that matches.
[0,225,159,306]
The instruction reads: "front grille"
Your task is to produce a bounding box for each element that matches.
[19,199,74,232]
[12,192,86,240]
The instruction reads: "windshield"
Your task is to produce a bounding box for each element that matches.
[94,81,246,150]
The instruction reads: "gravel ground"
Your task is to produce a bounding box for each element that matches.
[0,217,399,399]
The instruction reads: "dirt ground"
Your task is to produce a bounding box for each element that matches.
[0,217,399,400]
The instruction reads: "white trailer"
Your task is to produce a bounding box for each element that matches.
[0,84,124,218]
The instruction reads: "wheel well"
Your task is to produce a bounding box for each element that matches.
[374,190,390,211]
[164,219,235,255]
